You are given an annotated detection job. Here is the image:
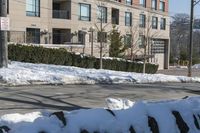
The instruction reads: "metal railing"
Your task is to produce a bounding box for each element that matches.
[53,10,70,19]
[8,31,84,45]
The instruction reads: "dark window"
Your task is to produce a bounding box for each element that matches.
[26,28,40,44]
[112,8,119,25]
[79,3,91,21]
[98,32,107,43]
[152,16,158,29]
[139,14,146,28]
[78,31,84,43]
[125,12,132,26]
[138,35,145,48]
[124,34,132,47]
[26,0,40,17]
[160,18,166,30]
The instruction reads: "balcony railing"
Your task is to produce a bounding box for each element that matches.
[53,10,70,19]
[112,17,119,25]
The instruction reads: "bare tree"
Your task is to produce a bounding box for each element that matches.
[140,13,160,73]
[128,24,142,61]
[93,0,111,69]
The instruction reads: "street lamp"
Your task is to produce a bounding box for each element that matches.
[89,26,95,56]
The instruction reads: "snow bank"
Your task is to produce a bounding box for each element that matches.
[0,61,200,85]
[1,97,200,133]
[192,64,200,69]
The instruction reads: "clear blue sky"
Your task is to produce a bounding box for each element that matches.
[169,0,200,17]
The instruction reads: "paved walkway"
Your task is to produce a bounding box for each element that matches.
[0,83,199,115]
[157,68,200,77]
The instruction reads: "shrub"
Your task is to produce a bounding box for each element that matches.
[8,44,158,74]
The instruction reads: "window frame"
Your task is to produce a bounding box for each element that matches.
[79,3,91,21]
[26,28,40,44]
[126,0,132,5]
[97,6,107,23]
[140,0,146,7]
[125,12,132,26]
[151,0,157,10]
[139,14,146,28]
[97,32,107,43]
[124,34,132,47]
[26,0,40,17]
[160,18,166,30]
[159,1,165,12]
[152,16,158,29]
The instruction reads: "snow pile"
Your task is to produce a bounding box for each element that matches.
[192,64,200,69]
[105,98,135,110]
[1,97,200,133]
[0,61,200,85]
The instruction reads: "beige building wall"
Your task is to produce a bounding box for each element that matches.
[8,0,170,69]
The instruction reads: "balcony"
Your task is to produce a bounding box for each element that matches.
[53,0,71,19]
[53,10,70,19]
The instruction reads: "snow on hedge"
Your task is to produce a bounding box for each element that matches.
[192,64,200,69]
[0,97,200,133]
[0,62,200,85]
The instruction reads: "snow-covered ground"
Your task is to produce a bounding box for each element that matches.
[0,61,200,85]
[0,97,200,133]
[192,64,200,69]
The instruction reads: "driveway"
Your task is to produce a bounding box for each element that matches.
[0,83,199,115]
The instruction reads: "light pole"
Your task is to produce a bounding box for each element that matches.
[188,0,200,77]
[89,27,95,56]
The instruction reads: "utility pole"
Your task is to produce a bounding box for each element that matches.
[0,0,8,68]
[188,0,194,77]
[188,0,200,77]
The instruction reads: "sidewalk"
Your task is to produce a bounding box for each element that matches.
[157,67,200,77]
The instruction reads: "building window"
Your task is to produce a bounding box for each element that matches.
[139,14,146,28]
[138,35,145,48]
[125,12,132,26]
[26,28,40,44]
[159,1,165,12]
[140,0,146,7]
[26,0,40,17]
[152,16,158,29]
[126,0,132,5]
[112,8,119,25]
[79,3,91,21]
[124,34,132,47]
[160,18,166,30]
[97,32,107,43]
[151,0,157,10]
[97,6,107,23]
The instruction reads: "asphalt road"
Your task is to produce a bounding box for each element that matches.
[0,83,200,116]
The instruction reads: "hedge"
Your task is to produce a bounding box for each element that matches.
[8,44,158,74]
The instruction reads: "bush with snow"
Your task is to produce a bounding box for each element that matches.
[0,97,200,133]
[192,64,200,69]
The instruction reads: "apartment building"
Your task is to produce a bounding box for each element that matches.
[7,0,170,69]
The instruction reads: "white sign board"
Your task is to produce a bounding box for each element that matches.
[0,17,10,31]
